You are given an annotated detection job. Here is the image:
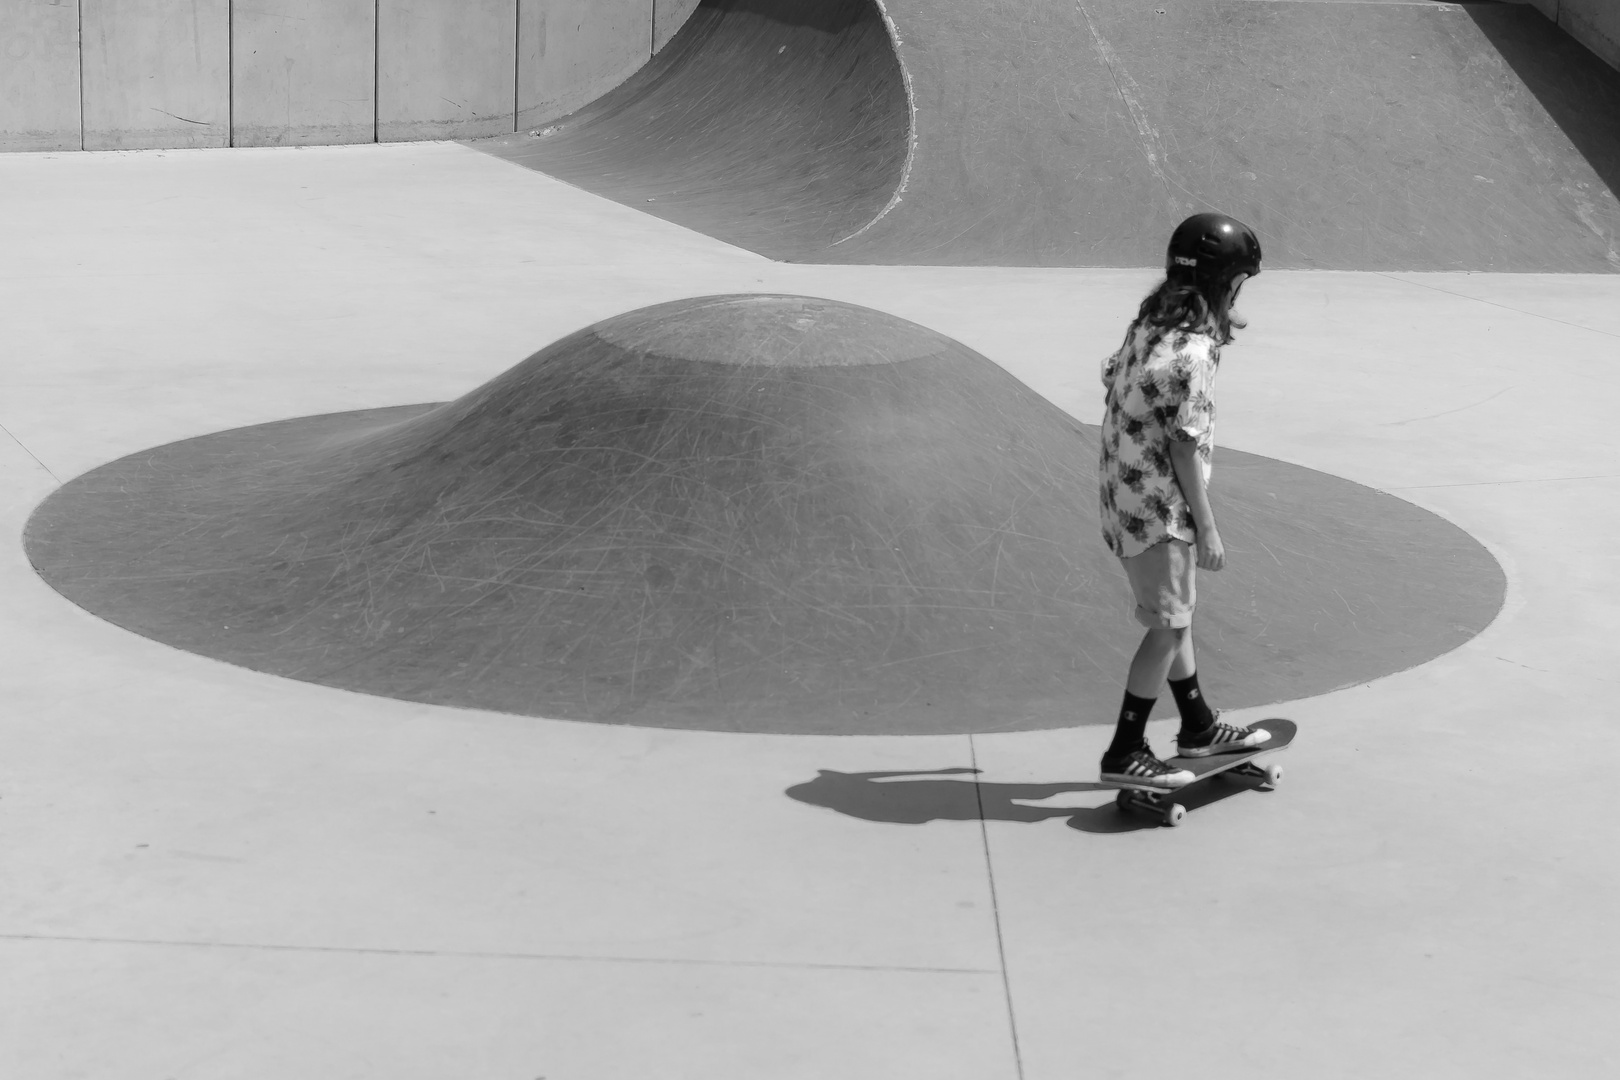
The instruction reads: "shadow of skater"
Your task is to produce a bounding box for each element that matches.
[784,767,1132,831]
[786,767,1264,833]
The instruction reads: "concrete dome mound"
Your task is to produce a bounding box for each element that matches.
[26,295,1503,734]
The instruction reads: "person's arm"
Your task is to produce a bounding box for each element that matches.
[1169,439,1224,571]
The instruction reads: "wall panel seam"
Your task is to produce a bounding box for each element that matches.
[374,0,381,143]
[77,0,85,150]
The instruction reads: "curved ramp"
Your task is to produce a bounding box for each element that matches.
[476,0,910,262]
[480,0,1620,270]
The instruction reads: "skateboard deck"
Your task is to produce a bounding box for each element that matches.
[1103,718,1296,827]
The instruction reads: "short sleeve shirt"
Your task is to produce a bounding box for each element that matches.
[1098,322,1219,558]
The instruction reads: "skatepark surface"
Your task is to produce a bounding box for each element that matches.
[4,2,1620,1077]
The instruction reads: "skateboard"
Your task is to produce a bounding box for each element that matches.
[1103,718,1296,827]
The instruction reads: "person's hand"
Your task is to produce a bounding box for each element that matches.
[1196,529,1225,571]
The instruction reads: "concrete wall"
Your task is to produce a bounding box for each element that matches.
[1,0,703,152]
[514,0,704,129]
[1522,0,1620,71]
[518,0,650,130]
[232,0,376,147]
[654,0,704,54]
[378,0,516,141]
[81,0,231,150]
[1,1,82,151]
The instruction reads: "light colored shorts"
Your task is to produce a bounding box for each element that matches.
[1120,539,1196,629]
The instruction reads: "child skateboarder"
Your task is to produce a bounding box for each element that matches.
[1097,213,1270,789]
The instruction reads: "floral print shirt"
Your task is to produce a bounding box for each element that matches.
[1098,322,1219,558]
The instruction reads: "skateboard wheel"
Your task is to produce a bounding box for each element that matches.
[1164,804,1185,827]
[1115,791,1132,811]
[1263,763,1283,788]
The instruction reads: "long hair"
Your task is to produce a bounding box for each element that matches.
[1130,274,1241,347]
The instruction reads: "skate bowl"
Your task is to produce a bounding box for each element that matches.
[477,0,1620,270]
[477,0,911,262]
[25,295,1505,735]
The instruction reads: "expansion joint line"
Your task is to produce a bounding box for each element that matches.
[77,0,85,151]
[227,0,233,145]
[970,734,1027,1080]
[0,422,60,484]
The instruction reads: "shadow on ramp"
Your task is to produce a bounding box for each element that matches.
[1463,0,1620,229]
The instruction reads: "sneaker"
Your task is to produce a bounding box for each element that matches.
[1100,747,1195,790]
[1176,718,1269,757]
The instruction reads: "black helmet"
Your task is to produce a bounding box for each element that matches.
[1166,213,1261,289]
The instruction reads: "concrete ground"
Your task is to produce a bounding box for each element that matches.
[2,142,1617,1078]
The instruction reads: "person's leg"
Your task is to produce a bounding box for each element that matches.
[1165,625,1218,736]
[1101,543,1196,786]
[1101,628,1194,786]
[1104,626,1183,762]
[1134,541,1226,744]
[1114,549,1193,748]
[1167,627,1195,682]
[1126,626,1185,699]
[1168,623,1269,756]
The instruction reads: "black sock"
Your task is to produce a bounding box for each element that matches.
[1105,692,1156,759]
[1169,672,1216,736]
